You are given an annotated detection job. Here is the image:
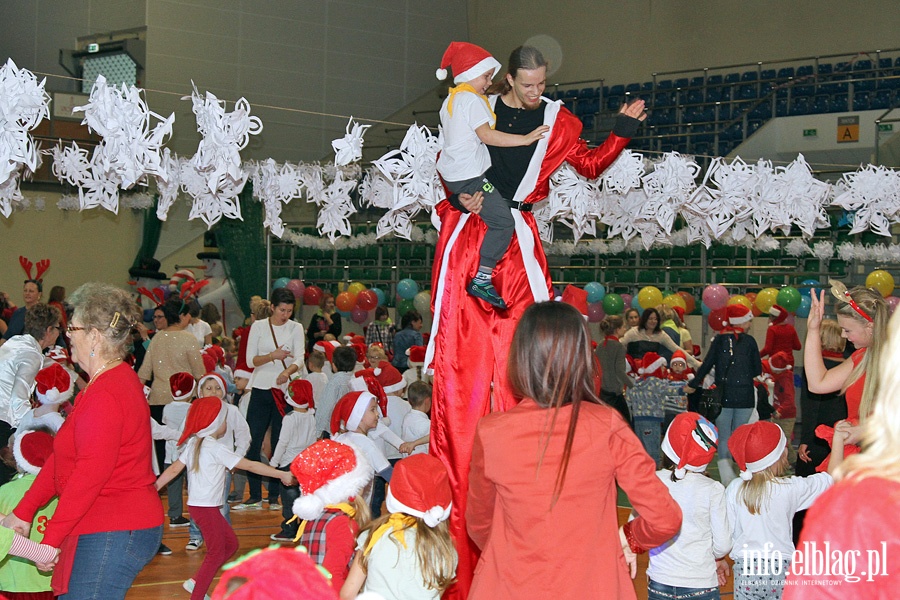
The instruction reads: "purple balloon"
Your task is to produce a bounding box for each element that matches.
[285,279,305,300]
[702,284,729,310]
[351,307,369,324]
[620,293,633,309]
[587,302,605,323]
[887,296,900,314]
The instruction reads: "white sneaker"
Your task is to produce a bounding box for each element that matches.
[183,578,211,600]
[185,538,204,551]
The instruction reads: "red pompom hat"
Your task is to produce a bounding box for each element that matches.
[34,363,73,405]
[350,370,390,419]
[287,379,315,410]
[661,412,718,479]
[561,285,589,318]
[670,349,688,367]
[436,41,502,84]
[768,304,788,325]
[373,360,405,394]
[290,439,372,521]
[202,352,217,374]
[729,421,787,481]
[313,340,340,363]
[211,546,339,600]
[769,350,792,372]
[406,345,426,367]
[13,430,55,475]
[169,372,195,402]
[639,352,668,379]
[726,303,753,326]
[386,454,453,526]
[178,396,227,445]
[330,391,377,435]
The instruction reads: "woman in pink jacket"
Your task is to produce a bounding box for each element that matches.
[467,301,682,599]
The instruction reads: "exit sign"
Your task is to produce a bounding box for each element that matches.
[879,123,894,132]
[803,129,817,137]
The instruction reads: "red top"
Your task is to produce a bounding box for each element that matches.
[760,323,801,363]
[772,370,796,419]
[845,348,866,422]
[14,363,164,547]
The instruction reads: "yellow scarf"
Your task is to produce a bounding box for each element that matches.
[291,502,356,543]
[447,83,496,124]
[364,513,417,555]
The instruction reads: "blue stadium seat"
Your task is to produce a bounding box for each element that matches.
[854,78,876,92]
[853,92,870,111]
[812,95,830,113]
[657,79,673,89]
[655,91,676,107]
[741,71,758,82]
[625,83,641,94]
[776,98,789,116]
[564,89,579,99]
[759,82,774,96]
[705,87,723,102]
[796,65,814,77]
[686,89,704,104]
[707,74,723,85]
[789,97,811,115]
[879,58,893,72]
[760,69,777,80]
[724,72,740,84]
[737,84,758,100]
[793,84,814,97]
[854,59,873,73]
[872,90,893,109]
[717,104,732,121]
[579,87,597,98]
[833,61,851,73]
[606,95,623,111]
[817,63,833,76]
[581,114,595,130]
[831,94,849,112]
[750,101,772,119]
[690,76,705,88]
[674,78,690,89]
[777,67,796,79]
[609,84,625,96]
[641,82,654,92]
[819,80,848,94]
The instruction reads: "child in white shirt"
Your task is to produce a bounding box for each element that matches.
[303,351,329,405]
[162,372,195,528]
[331,391,393,504]
[402,381,432,456]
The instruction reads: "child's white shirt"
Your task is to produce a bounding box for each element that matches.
[149,418,181,476]
[402,410,431,456]
[367,420,404,461]
[271,410,317,467]
[179,436,243,507]
[303,371,328,404]
[219,403,251,456]
[162,400,191,463]
[647,470,731,589]
[436,91,495,182]
[381,396,411,460]
[402,366,431,392]
[17,409,64,433]
[335,431,390,473]
[726,472,833,562]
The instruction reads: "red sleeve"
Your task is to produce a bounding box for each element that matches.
[13,453,58,523]
[760,327,775,358]
[465,421,495,550]
[563,133,631,181]
[610,417,682,549]
[322,516,357,590]
[791,328,802,351]
[35,388,125,547]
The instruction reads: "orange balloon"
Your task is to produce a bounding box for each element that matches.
[677,291,696,314]
[662,294,687,310]
[745,292,761,317]
[335,291,355,312]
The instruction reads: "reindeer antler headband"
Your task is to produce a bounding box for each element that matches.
[19,255,50,282]
[830,279,873,323]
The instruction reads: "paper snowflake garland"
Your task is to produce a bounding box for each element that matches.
[251,159,304,238]
[331,118,370,167]
[832,164,900,236]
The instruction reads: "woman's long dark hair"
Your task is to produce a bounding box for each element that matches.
[488,45,548,96]
[507,301,601,505]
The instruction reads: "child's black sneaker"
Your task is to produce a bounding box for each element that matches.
[466,279,508,310]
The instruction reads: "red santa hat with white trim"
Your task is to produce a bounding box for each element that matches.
[372,360,405,395]
[385,454,453,527]
[178,396,227,445]
[561,285,589,319]
[290,439,372,521]
[170,371,196,402]
[406,345,426,367]
[726,303,753,326]
[13,429,55,475]
[198,372,227,396]
[661,412,719,479]
[436,41,502,84]
[313,340,341,363]
[287,379,315,411]
[349,371,390,421]
[639,352,668,379]
[769,350,792,372]
[330,390,377,435]
[669,349,689,368]
[211,545,340,600]
[728,420,787,481]
[34,363,74,405]
[768,304,789,325]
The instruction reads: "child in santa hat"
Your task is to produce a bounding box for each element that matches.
[684,304,762,486]
[211,545,340,600]
[162,372,196,529]
[435,41,549,310]
[155,397,294,600]
[17,363,72,434]
[331,390,394,507]
[725,421,841,599]
[644,413,730,600]
[270,379,318,542]
[626,352,670,465]
[766,351,798,468]
[316,347,358,439]
[288,439,373,591]
[760,305,801,366]
[401,381,433,457]
[341,453,457,600]
[0,429,59,598]
[402,345,432,390]
[663,349,695,430]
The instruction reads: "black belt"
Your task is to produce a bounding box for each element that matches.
[505,199,533,212]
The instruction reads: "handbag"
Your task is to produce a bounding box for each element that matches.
[699,335,736,422]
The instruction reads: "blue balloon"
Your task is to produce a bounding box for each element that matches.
[799,279,820,298]
[397,278,419,300]
[337,309,352,319]
[702,303,712,316]
[372,288,386,306]
[585,282,606,304]
[632,294,642,310]
[273,277,290,290]
[796,295,812,318]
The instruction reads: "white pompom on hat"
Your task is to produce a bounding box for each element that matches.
[385,454,452,527]
[34,363,73,405]
[291,439,372,521]
[436,41,502,84]
[728,421,787,481]
[169,371,195,402]
[661,412,719,479]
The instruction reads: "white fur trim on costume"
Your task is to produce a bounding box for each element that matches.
[424,212,470,373]
[292,442,372,521]
[740,428,787,480]
[12,433,39,475]
[234,369,252,379]
[639,356,668,375]
[382,380,406,394]
[349,377,368,393]
[453,57,501,84]
[729,312,754,325]
[195,403,227,439]
[385,487,452,528]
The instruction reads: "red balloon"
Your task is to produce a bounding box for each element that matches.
[677,291,696,314]
[303,285,322,306]
[336,291,355,312]
[708,307,729,331]
[356,289,378,311]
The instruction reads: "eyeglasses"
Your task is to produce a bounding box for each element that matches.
[66,325,86,333]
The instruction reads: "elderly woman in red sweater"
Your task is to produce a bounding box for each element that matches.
[2,282,164,599]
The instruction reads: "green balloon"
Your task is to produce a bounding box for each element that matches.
[397,298,416,315]
[602,292,624,315]
[776,286,802,312]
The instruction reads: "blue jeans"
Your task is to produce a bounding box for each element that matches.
[60,525,162,600]
[648,579,720,599]
[716,407,754,460]
[190,470,232,541]
[634,416,663,465]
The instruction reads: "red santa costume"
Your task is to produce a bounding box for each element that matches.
[760,304,801,365]
[425,92,636,595]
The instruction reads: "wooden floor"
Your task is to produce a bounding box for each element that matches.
[126,500,734,599]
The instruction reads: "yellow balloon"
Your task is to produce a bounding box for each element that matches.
[347,282,366,296]
[638,286,664,310]
[662,294,687,310]
[755,288,779,313]
[727,294,753,310]
[865,270,895,298]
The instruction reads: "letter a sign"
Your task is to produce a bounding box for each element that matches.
[837,116,859,143]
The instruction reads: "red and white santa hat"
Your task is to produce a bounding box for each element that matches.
[202,352,217,375]
[406,345,426,367]
[661,412,718,479]
[372,360,405,394]
[436,41,502,84]
[287,379,315,411]
[290,439,372,521]
[639,352,668,379]
[561,285,589,319]
[211,545,339,600]
[768,304,789,325]
[178,396,227,445]
[350,371,390,420]
[170,372,196,402]
[769,350,792,372]
[727,303,753,326]
[330,390,377,435]
[198,372,227,397]
[386,454,453,526]
[350,342,367,365]
[672,306,686,323]
[313,340,341,363]
[728,421,787,481]
[34,363,74,405]
[46,345,70,366]
[670,349,689,368]
[204,344,225,367]
[13,429,54,475]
